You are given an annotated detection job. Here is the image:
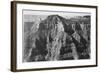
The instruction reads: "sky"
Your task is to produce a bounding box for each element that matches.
[23,10,91,22]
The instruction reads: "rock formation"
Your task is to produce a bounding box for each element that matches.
[23,15,91,62]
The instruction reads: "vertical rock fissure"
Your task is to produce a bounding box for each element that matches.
[45,16,64,61]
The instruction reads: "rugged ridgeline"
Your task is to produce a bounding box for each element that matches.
[23,15,90,62]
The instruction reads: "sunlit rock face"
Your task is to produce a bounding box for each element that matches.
[23,15,90,62]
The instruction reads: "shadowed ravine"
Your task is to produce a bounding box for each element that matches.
[23,15,90,62]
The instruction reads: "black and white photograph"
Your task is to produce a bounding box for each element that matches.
[11,1,97,72]
[23,10,91,62]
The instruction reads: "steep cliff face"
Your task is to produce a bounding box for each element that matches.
[24,15,90,62]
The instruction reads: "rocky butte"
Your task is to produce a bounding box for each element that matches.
[23,15,90,62]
